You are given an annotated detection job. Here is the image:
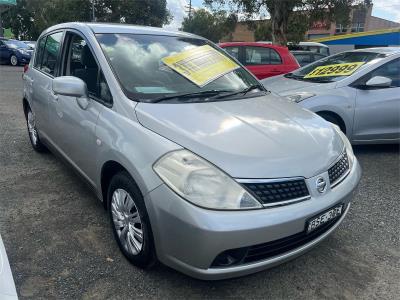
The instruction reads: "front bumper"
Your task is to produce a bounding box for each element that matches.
[19,55,31,64]
[145,158,361,280]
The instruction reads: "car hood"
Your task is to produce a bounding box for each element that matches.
[261,75,336,95]
[136,94,344,179]
[0,236,18,300]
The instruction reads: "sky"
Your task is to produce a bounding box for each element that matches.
[165,0,400,30]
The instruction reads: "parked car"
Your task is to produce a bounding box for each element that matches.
[22,41,36,49]
[0,38,33,66]
[291,50,327,66]
[0,235,18,300]
[262,48,400,144]
[23,23,361,280]
[219,42,299,79]
[288,41,330,56]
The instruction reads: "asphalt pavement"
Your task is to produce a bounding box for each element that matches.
[0,65,399,299]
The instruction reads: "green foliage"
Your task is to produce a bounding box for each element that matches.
[181,9,237,42]
[254,21,272,42]
[1,0,171,40]
[206,0,368,45]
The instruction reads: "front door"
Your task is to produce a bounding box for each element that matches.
[48,31,112,187]
[353,58,400,142]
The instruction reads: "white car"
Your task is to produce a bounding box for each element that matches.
[262,47,400,144]
[0,235,18,300]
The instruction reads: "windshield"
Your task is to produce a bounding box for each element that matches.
[287,51,387,82]
[96,34,262,102]
[4,40,30,49]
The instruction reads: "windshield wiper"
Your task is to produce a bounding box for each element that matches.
[150,90,232,103]
[214,85,265,99]
[285,73,332,83]
[284,73,305,80]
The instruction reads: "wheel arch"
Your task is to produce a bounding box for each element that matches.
[22,97,30,118]
[100,160,130,210]
[316,110,347,134]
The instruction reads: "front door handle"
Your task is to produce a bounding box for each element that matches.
[50,92,58,101]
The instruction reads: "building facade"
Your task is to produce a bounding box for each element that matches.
[222,4,399,43]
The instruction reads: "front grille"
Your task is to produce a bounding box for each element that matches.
[242,212,342,264]
[242,178,310,206]
[328,151,350,187]
[211,206,345,268]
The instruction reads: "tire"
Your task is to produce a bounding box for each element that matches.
[318,112,346,133]
[10,55,18,66]
[26,107,47,152]
[107,171,156,268]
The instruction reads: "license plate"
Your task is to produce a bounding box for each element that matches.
[307,204,343,233]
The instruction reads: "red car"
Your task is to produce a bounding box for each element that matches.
[219,42,300,80]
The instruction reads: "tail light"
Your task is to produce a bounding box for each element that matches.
[23,64,29,73]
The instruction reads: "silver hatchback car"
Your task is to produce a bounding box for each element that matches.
[23,23,361,280]
[262,48,400,144]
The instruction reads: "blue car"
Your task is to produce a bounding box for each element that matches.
[0,38,33,66]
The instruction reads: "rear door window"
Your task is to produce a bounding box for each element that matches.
[34,37,46,68]
[41,32,63,76]
[245,46,282,65]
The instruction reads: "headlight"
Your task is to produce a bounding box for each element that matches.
[153,150,263,210]
[18,49,28,55]
[286,92,315,103]
[333,124,355,168]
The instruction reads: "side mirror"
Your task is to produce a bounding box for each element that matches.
[53,76,88,97]
[365,76,392,88]
[53,76,89,109]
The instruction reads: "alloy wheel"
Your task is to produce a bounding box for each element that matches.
[10,55,18,66]
[111,188,144,255]
[27,110,38,146]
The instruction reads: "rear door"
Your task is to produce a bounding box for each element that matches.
[353,58,400,142]
[48,30,112,186]
[29,32,64,141]
[243,46,283,79]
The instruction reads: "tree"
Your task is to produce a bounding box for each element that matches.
[205,0,370,45]
[1,0,171,40]
[181,9,237,42]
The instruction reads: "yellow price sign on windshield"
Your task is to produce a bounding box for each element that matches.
[304,62,365,78]
[162,45,239,87]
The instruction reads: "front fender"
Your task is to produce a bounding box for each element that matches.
[95,107,181,201]
[299,90,356,139]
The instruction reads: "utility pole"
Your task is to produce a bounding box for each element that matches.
[185,0,192,20]
[91,0,96,22]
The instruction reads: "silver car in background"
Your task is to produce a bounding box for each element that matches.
[262,48,400,144]
[23,23,361,280]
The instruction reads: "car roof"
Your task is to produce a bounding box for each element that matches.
[298,41,328,47]
[290,50,318,54]
[219,42,288,50]
[350,47,400,55]
[41,22,204,39]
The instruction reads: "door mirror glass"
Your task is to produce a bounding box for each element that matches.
[365,76,392,88]
[53,76,88,98]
